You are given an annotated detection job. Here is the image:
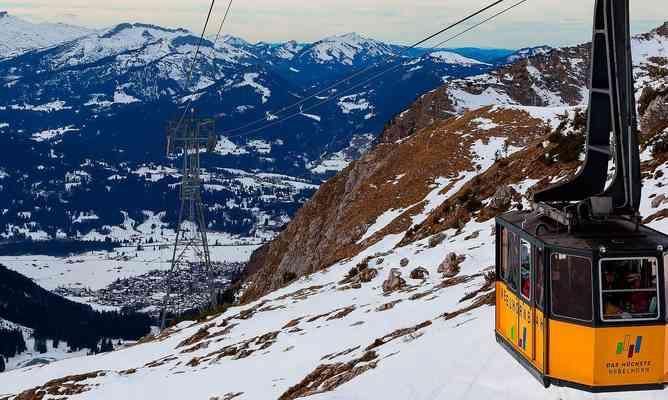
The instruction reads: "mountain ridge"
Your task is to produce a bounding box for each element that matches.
[241,21,668,302]
[0,12,93,59]
[0,14,510,242]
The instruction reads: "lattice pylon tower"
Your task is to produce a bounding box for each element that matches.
[160,111,219,330]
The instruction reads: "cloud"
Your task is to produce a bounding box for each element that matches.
[4,0,666,48]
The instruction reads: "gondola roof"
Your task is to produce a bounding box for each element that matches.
[498,210,668,253]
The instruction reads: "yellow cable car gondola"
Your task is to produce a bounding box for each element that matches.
[495,0,668,392]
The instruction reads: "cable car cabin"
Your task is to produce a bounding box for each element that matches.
[494,211,668,392]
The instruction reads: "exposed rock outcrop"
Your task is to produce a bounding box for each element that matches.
[278,351,378,400]
[652,194,667,209]
[489,186,514,210]
[438,253,465,278]
[409,267,430,280]
[640,87,668,136]
[382,269,405,293]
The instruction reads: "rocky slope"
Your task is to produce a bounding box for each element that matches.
[242,21,668,302]
[381,22,667,143]
[1,101,666,400]
[242,105,562,302]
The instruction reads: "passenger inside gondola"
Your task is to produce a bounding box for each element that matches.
[601,258,659,320]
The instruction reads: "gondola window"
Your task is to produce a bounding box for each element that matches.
[551,253,593,322]
[534,246,544,309]
[600,258,660,321]
[520,239,531,300]
[500,228,519,291]
[508,231,520,290]
[501,228,509,284]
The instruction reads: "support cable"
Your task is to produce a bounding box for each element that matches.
[225,0,529,140]
[218,0,510,137]
[173,0,219,131]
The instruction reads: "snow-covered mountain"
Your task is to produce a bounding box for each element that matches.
[426,50,490,66]
[0,20,665,398]
[382,22,667,144]
[0,21,260,104]
[0,12,93,59]
[0,14,664,249]
[0,15,505,244]
[500,45,553,64]
[269,40,306,61]
[297,32,396,66]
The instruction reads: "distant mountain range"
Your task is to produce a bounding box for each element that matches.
[0,12,546,241]
[0,12,93,58]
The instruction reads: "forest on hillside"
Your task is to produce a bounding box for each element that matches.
[0,265,152,355]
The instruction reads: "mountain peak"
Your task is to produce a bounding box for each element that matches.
[100,22,188,39]
[338,32,365,40]
[324,32,380,46]
[0,13,93,58]
[427,50,488,65]
[657,21,668,36]
[304,32,395,65]
[221,34,250,47]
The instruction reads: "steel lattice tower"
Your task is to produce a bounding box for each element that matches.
[160,112,218,329]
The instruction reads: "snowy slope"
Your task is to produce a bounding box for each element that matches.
[0,317,29,332]
[427,50,489,65]
[299,32,396,66]
[0,317,129,373]
[1,107,667,399]
[0,12,93,59]
[501,45,553,64]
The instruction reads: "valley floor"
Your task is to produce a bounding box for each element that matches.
[0,237,259,291]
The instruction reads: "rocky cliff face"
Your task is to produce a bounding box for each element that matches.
[242,22,668,303]
[381,22,668,144]
[243,106,554,301]
[379,43,590,144]
[640,87,668,136]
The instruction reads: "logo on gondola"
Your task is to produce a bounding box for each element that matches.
[616,335,642,358]
[511,326,528,350]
